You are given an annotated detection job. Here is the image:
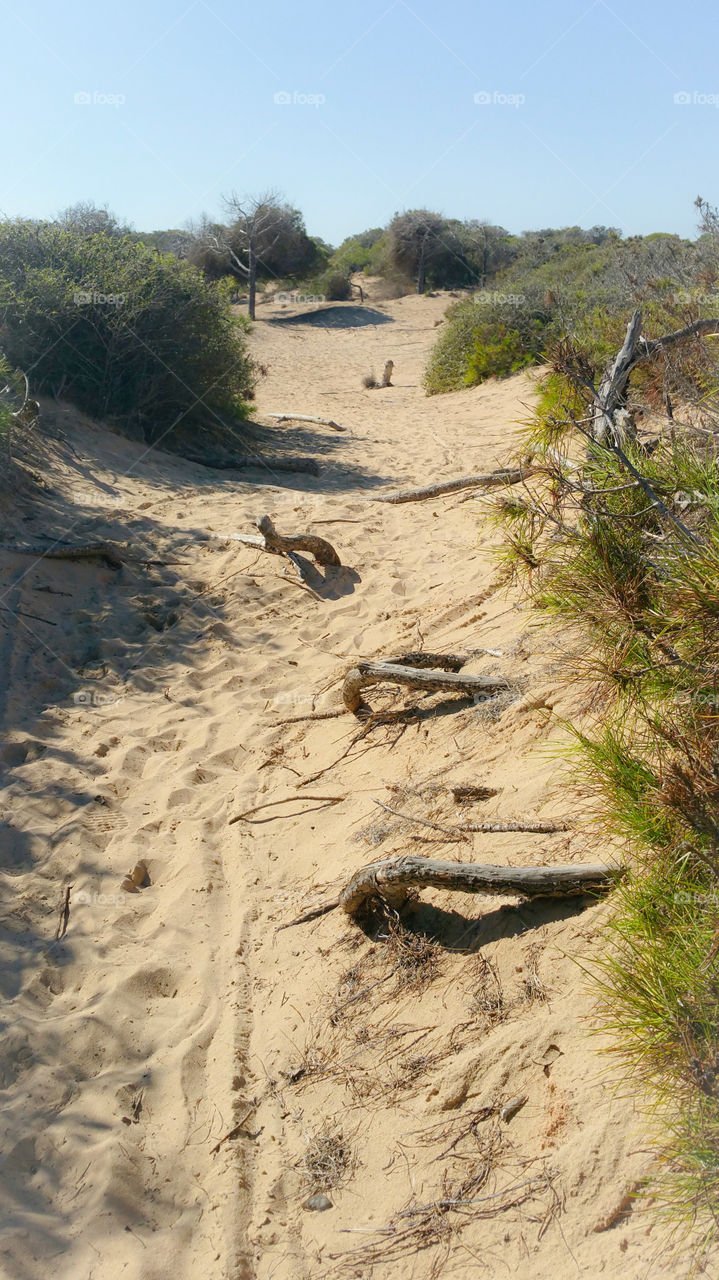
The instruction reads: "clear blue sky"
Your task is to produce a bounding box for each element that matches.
[1,0,717,245]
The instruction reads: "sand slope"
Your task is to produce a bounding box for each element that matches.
[0,290,704,1279]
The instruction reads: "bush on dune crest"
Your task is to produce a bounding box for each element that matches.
[423,220,716,395]
[0,219,255,447]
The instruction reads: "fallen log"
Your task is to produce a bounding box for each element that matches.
[373,468,532,505]
[339,854,622,918]
[267,413,346,432]
[186,452,320,475]
[0,540,128,568]
[342,659,510,713]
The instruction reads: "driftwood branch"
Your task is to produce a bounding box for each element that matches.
[191,454,319,475]
[267,412,346,432]
[230,516,341,568]
[255,514,341,565]
[373,468,532,505]
[460,819,570,834]
[593,308,643,445]
[339,854,622,918]
[342,659,510,713]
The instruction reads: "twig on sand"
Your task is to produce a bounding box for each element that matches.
[372,798,468,842]
[210,1107,255,1155]
[0,604,57,625]
[229,794,344,824]
[275,899,341,931]
[396,1175,549,1217]
[272,709,346,726]
[55,885,72,939]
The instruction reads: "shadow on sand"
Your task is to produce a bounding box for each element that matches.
[268,304,394,329]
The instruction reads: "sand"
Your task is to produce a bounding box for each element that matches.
[0,287,704,1279]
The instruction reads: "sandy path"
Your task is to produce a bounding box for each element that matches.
[0,291,696,1279]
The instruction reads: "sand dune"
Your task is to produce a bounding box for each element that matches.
[0,291,694,1278]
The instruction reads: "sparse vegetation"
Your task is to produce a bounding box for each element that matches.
[423,218,717,393]
[493,249,719,1246]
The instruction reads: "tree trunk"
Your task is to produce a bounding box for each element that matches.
[248,241,257,320]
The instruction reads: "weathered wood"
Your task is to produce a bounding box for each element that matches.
[460,819,569,834]
[267,412,346,432]
[374,468,532,505]
[383,652,469,672]
[452,784,500,803]
[342,660,510,713]
[593,309,643,446]
[339,854,622,918]
[255,515,341,566]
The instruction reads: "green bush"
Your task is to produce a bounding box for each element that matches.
[464,323,541,384]
[424,292,550,393]
[496,328,719,1247]
[317,269,352,301]
[0,219,254,445]
[423,227,709,397]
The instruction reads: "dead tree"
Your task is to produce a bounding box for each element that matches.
[193,191,290,320]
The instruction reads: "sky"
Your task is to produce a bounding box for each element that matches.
[1,0,717,246]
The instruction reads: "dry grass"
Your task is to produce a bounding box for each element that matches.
[469,956,507,1028]
[329,1113,560,1277]
[521,944,549,1004]
[382,916,443,992]
[297,1124,356,1192]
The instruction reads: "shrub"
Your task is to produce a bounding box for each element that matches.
[495,316,719,1250]
[424,291,550,393]
[423,225,710,397]
[0,219,254,446]
[317,269,352,301]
